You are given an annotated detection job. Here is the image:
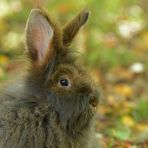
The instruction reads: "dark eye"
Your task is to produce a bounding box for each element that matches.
[59,79,69,86]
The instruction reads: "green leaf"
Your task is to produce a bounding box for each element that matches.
[112,128,131,140]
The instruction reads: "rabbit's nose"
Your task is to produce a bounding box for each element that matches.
[89,89,99,107]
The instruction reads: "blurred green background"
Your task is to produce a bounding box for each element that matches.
[0,0,148,147]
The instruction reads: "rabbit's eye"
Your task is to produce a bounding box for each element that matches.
[57,77,72,89]
[59,79,69,86]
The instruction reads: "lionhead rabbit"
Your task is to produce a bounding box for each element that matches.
[0,8,99,148]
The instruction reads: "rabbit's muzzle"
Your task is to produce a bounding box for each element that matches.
[89,89,99,108]
[77,83,99,108]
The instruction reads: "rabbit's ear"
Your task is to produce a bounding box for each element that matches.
[26,9,54,65]
[63,9,90,46]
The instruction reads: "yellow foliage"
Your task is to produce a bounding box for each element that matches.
[135,124,148,132]
[0,67,5,77]
[107,95,119,107]
[122,115,135,127]
[114,84,133,97]
[0,55,9,66]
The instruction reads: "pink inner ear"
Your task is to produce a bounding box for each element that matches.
[26,9,54,64]
[31,24,53,63]
[32,27,44,61]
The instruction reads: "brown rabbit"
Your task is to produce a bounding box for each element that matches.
[0,8,99,148]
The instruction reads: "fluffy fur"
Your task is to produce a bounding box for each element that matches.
[0,8,99,148]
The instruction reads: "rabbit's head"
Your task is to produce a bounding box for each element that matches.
[25,9,99,133]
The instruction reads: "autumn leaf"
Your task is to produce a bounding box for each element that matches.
[122,115,135,127]
[114,84,133,97]
[0,55,9,66]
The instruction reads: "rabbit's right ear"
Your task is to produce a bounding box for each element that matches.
[63,9,90,46]
[26,9,54,66]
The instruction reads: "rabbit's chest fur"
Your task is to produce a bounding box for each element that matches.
[0,92,92,148]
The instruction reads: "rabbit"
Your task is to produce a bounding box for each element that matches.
[0,8,99,148]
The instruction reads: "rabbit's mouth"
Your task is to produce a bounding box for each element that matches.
[89,104,97,113]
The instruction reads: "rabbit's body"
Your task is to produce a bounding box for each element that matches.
[0,8,99,148]
[0,86,92,148]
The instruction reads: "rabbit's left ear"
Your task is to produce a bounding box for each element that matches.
[26,9,54,65]
[63,9,90,46]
